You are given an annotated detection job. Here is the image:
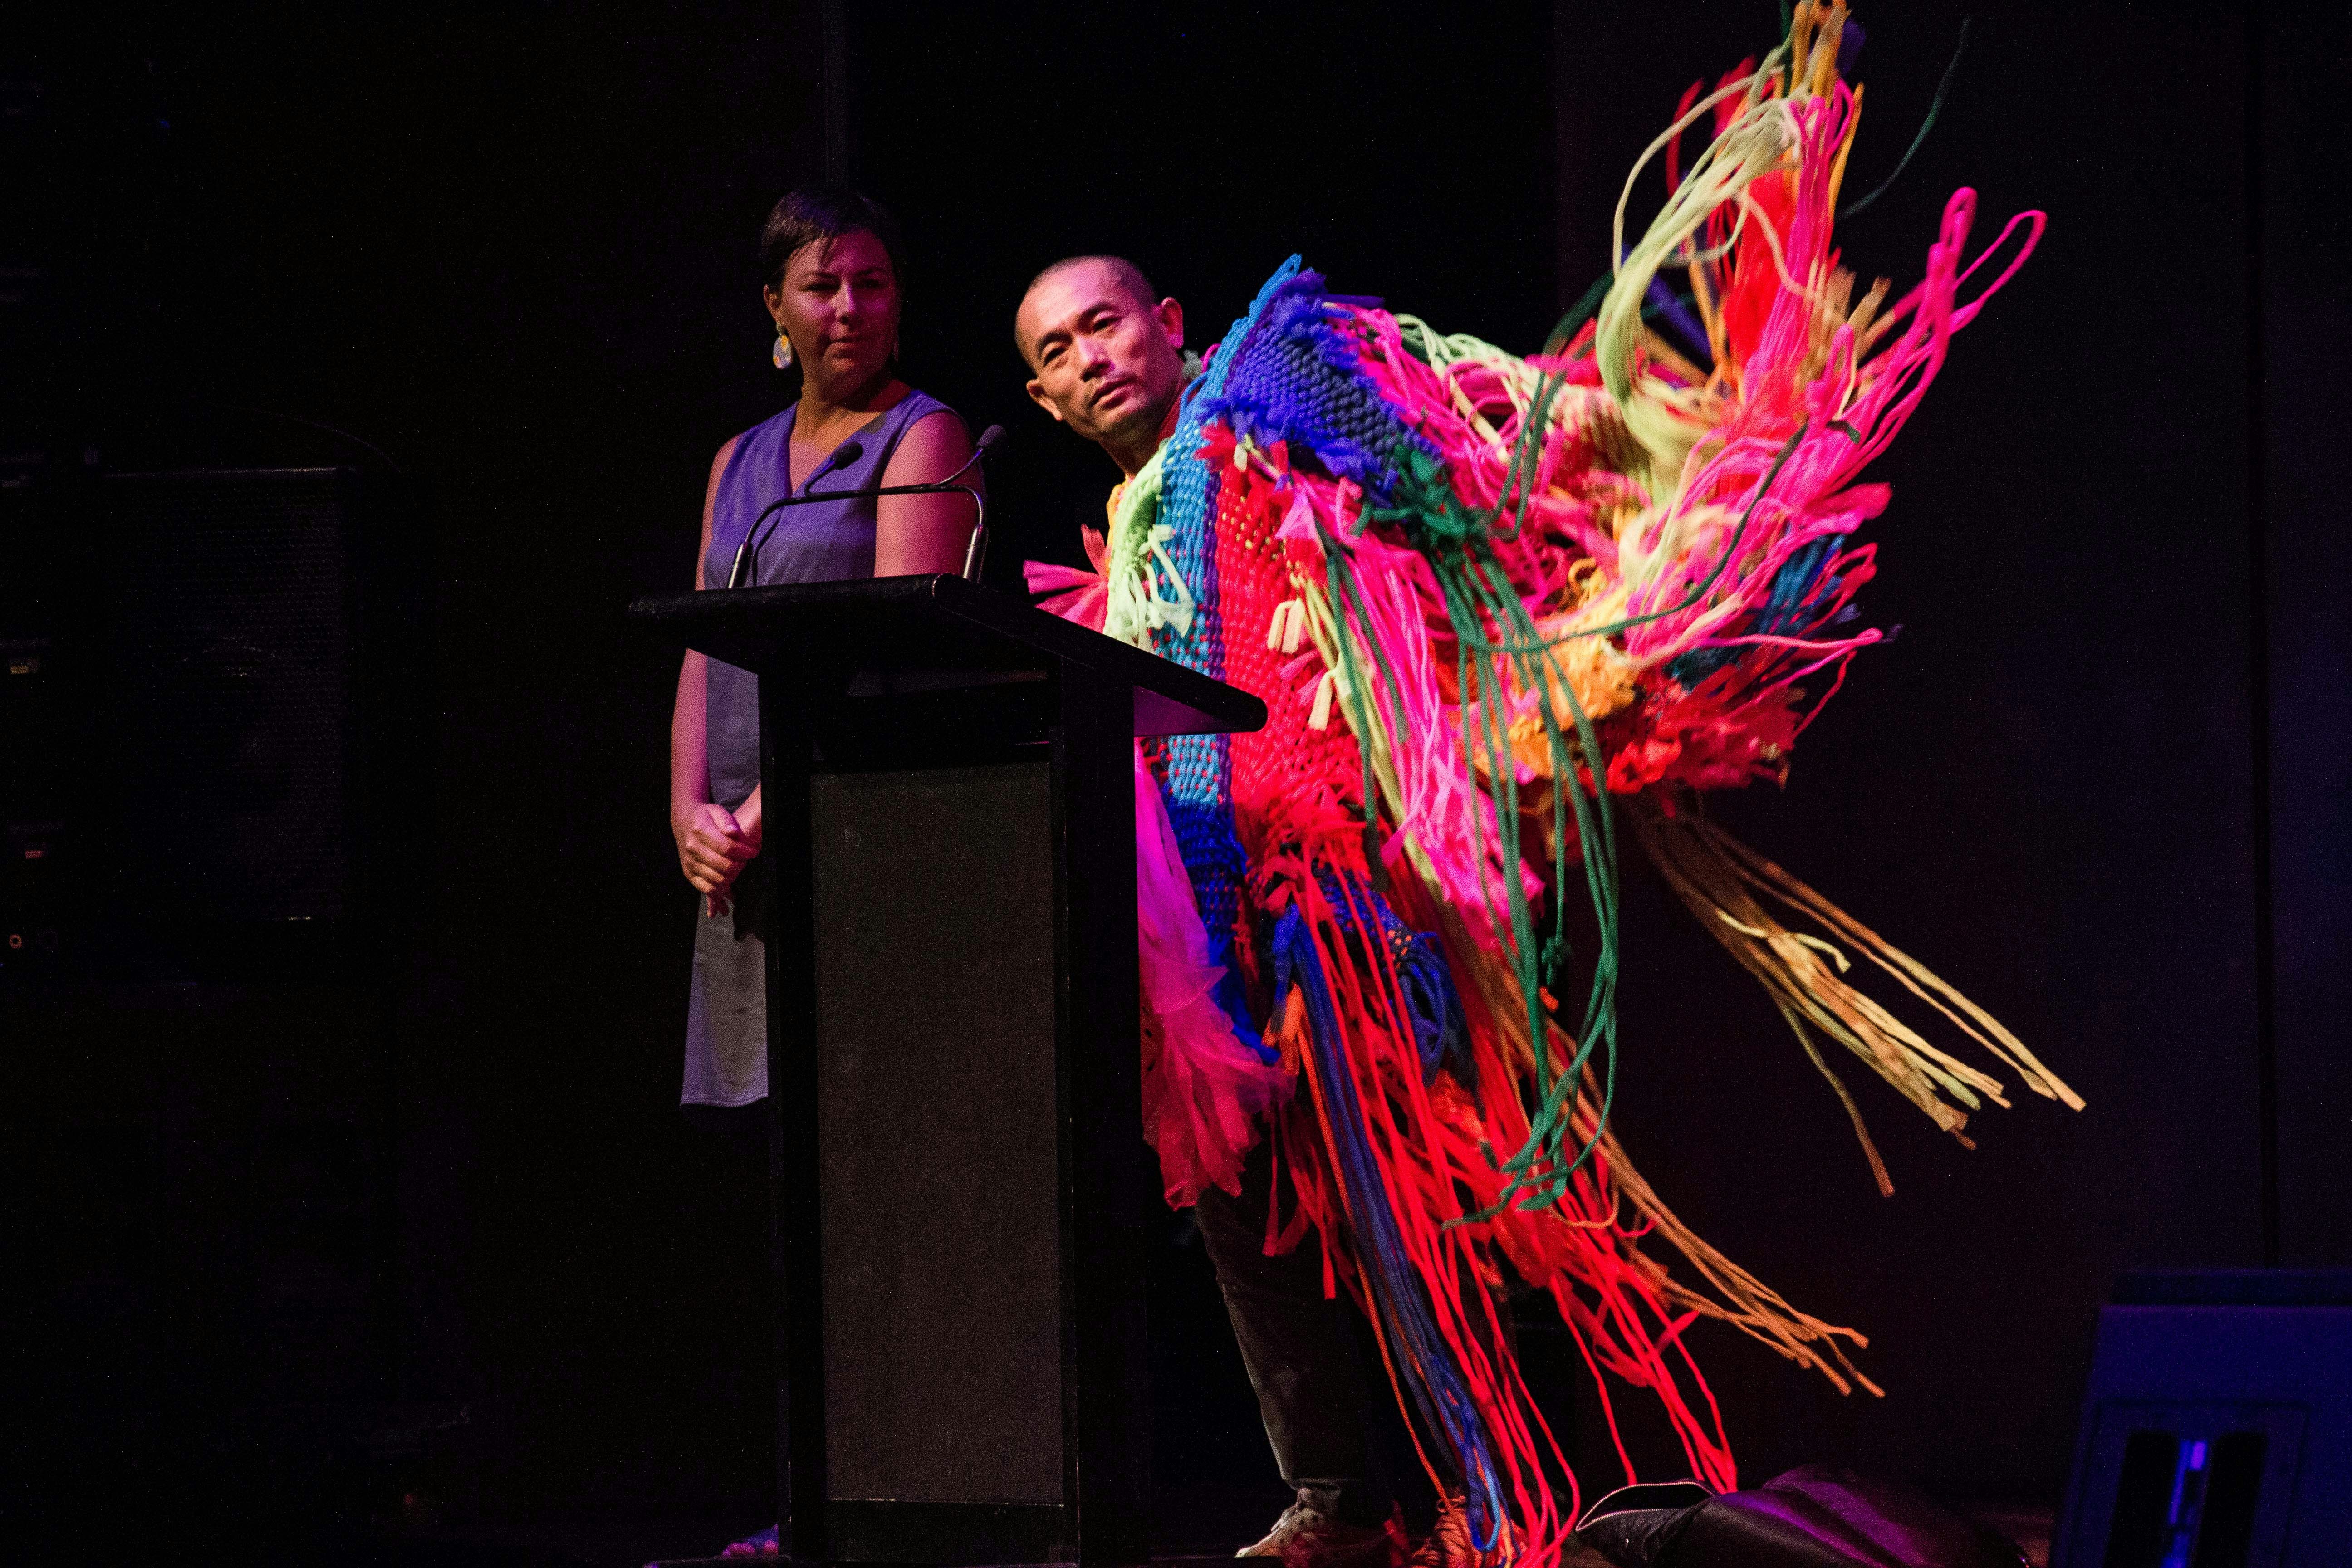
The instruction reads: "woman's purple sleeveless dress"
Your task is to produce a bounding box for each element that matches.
[682,389,962,1107]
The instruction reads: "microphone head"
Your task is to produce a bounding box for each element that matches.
[972,423,1007,458]
[828,440,865,469]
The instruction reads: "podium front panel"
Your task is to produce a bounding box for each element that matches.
[811,759,1066,1509]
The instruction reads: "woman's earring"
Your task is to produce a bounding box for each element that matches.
[772,326,795,370]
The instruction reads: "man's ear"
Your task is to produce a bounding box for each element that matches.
[1156,297,1185,349]
[1026,377,1065,423]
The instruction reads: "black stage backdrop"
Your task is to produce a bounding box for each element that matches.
[3,0,2346,1557]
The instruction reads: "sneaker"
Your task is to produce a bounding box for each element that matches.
[1407,1494,1535,1568]
[1238,1499,1400,1568]
[1405,1494,1473,1568]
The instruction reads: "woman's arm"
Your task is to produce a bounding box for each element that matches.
[671,437,758,906]
[873,409,980,576]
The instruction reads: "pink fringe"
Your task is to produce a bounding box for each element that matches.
[1025,549,1291,1204]
[1023,559,1107,632]
[1134,744,1294,1205]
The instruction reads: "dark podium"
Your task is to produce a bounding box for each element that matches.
[630,575,1264,1568]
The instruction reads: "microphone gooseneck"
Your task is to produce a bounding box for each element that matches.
[936,423,1004,488]
[723,423,1008,590]
[957,426,1005,581]
[725,439,867,589]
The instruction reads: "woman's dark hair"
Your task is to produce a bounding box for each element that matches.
[760,185,904,289]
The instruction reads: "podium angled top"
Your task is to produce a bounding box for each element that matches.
[629,573,1265,739]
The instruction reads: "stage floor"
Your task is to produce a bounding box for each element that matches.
[402,1500,2052,1568]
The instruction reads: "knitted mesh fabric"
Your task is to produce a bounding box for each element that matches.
[1201,268,1440,505]
[1209,443,1367,875]
[1146,260,1320,1028]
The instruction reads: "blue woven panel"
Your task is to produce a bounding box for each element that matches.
[1194,265,1440,506]
[1145,261,1311,1040]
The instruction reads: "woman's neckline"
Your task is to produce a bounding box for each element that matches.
[784,392,905,495]
[794,374,910,450]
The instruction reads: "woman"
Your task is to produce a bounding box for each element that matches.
[670,186,979,1113]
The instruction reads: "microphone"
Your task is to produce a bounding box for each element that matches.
[724,425,1007,589]
[958,426,1006,580]
[724,440,867,589]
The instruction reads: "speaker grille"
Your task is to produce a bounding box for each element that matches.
[103,468,353,924]
[813,760,1065,1506]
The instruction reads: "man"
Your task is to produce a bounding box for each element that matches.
[1017,256,1403,1568]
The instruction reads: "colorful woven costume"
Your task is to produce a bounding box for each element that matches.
[1027,10,2081,1563]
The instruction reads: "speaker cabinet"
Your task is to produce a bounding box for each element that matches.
[102,467,359,929]
[2057,1271,2352,1568]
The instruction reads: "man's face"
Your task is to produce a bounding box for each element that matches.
[1017,261,1187,454]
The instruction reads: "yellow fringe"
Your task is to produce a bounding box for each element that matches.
[1630,799,2084,1198]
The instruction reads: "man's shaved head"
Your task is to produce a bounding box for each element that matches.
[1021,255,1159,333]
